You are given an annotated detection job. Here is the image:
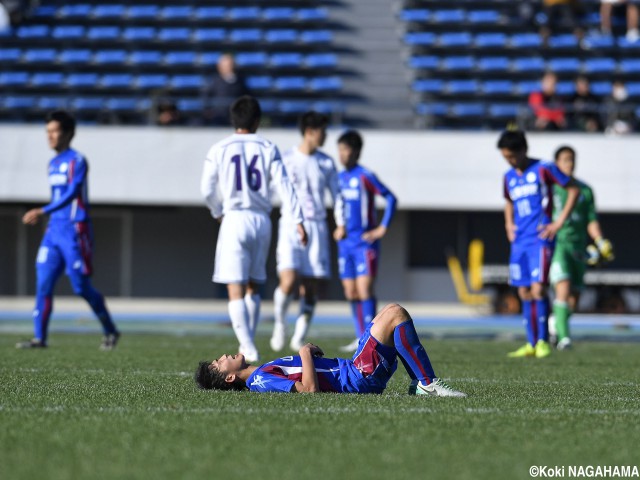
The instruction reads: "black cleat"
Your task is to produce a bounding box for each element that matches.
[16,339,47,349]
[100,331,120,351]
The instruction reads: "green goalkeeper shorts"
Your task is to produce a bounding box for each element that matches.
[550,243,587,288]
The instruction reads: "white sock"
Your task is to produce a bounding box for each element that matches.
[244,293,261,339]
[291,299,315,344]
[273,286,293,328]
[228,299,256,354]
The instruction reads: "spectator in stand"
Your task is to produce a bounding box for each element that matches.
[201,54,250,126]
[539,0,584,46]
[570,76,602,132]
[155,99,182,126]
[600,0,640,42]
[529,72,567,131]
[604,80,635,134]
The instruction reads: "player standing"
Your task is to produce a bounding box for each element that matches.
[334,130,397,352]
[269,111,345,352]
[18,110,120,350]
[498,130,579,359]
[201,96,307,362]
[549,146,614,350]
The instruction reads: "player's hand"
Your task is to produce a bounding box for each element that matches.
[297,223,308,247]
[586,245,601,266]
[505,223,517,242]
[595,237,615,263]
[362,225,386,243]
[333,225,346,241]
[215,215,223,224]
[300,343,324,357]
[22,208,44,226]
[539,221,561,240]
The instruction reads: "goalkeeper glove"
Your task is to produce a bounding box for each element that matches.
[586,245,600,266]
[595,237,615,263]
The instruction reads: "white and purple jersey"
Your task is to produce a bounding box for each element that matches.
[339,165,396,240]
[201,133,303,223]
[503,159,570,245]
[42,148,90,223]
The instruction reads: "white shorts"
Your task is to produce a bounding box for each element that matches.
[276,218,331,278]
[213,210,272,284]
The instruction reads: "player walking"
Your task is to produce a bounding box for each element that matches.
[201,96,307,363]
[18,110,120,350]
[269,111,345,352]
[334,130,397,352]
[498,130,579,359]
[549,146,614,350]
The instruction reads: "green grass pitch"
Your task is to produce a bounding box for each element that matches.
[1,332,638,480]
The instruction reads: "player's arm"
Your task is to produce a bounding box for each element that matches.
[504,199,516,242]
[585,188,614,263]
[327,163,346,240]
[540,178,580,240]
[362,173,397,243]
[270,147,308,246]
[200,153,223,220]
[292,343,324,393]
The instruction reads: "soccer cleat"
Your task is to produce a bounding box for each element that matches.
[99,332,120,351]
[289,337,304,351]
[415,378,467,398]
[16,339,47,349]
[507,343,535,358]
[535,340,551,358]
[557,337,572,351]
[338,338,360,353]
[407,379,419,395]
[269,323,287,352]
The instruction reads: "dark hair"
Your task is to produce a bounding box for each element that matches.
[194,361,246,391]
[46,110,76,138]
[497,130,527,152]
[299,111,328,136]
[554,145,576,161]
[337,130,363,153]
[230,95,261,130]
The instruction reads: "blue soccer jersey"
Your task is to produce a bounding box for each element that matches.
[503,159,570,245]
[42,148,91,223]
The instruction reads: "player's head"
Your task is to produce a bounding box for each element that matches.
[554,145,576,177]
[46,110,76,151]
[497,130,528,170]
[299,111,329,149]
[337,130,363,169]
[194,354,248,391]
[230,95,261,132]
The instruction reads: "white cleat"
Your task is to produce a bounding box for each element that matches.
[270,323,287,352]
[416,378,467,398]
[289,337,304,351]
[557,337,572,350]
[338,338,360,353]
[240,347,260,364]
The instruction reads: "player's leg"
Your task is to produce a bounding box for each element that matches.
[529,241,554,358]
[507,244,536,357]
[245,281,261,340]
[354,244,379,331]
[368,304,466,397]
[227,282,259,361]
[338,241,363,348]
[289,278,319,350]
[272,217,300,351]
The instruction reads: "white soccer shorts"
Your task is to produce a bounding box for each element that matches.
[276,218,331,278]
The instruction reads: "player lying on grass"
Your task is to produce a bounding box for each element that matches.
[195,303,466,397]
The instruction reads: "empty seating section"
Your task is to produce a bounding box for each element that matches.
[0,1,345,125]
[401,0,640,129]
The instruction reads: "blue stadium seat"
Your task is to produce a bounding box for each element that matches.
[305,53,337,69]
[297,8,328,22]
[59,5,92,18]
[404,32,436,46]
[278,100,312,114]
[23,49,57,63]
[477,57,509,72]
[511,33,542,49]
[87,26,121,41]
[177,99,204,112]
[516,81,540,95]
[94,50,127,65]
[581,34,615,49]
[400,9,430,22]
[58,49,93,65]
[617,36,640,48]
[160,6,193,20]
[468,10,500,24]
[38,97,68,109]
[199,52,222,66]
[416,102,448,116]
[309,77,342,92]
[555,81,575,96]
[136,74,169,89]
[67,73,100,88]
[32,72,65,87]
[0,48,21,62]
[229,7,261,21]
[3,96,36,109]
[106,98,150,112]
[300,30,333,44]
[123,27,157,42]
[489,104,520,118]
[52,26,86,40]
[548,58,581,73]
[235,52,268,68]
[442,56,475,71]
[412,79,444,93]
[165,51,198,66]
[271,53,303,68]
[312,100,345,114]
[619,59,640,73]
[158,28,191,42]
[625,82,640,97]
[246,76,273,90]
[583,58,616,74]
[432,10,465,24]
[92,5,125,19]
[512,57,545,73]
[475,33,508,48]
[193,29,226,43]
[230,29,262,43]
[265,30,298,44]
[33,5,57,18]
[275,76,307,91]
[439,32,472,48]
[100,74,133,88]
[71,97,105,111]
[194,7,226,20]
[409,56,440,70]
[171,75,204,90]
[447,80,479,94]
[263,8,295,21]
[0,72,29,86]
[130,51,162,65]
[17,26,50,39]
[451,103,485,117]
[590,81,612,96]
[127,6,159,19]
[548,34,579,49]
[483,80,514,95]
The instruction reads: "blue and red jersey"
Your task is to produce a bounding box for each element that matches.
[503,159,570,245]
[42,148,91,223]
[338,165,396,241]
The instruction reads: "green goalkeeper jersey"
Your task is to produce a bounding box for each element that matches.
[552,179,598,249]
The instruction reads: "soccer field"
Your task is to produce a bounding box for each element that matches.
[1,332,638,480]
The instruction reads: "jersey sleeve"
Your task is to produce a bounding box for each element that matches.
[503,175,511,201]
[200,148,223,219]
[270,146,304,224]
[364,171,397,229]
[540,162,570,187]
[584,186,598,223]
[247,371,296,393]
[42,156,88,215]
[326,161,345,227]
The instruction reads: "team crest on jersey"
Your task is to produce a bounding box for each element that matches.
[59,163,68,173]
[250,375,269,388]
[349,178,359,188]
[526,172,537,183]
[509,178,516,187]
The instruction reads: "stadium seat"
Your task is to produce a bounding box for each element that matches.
[160,6,193,20]
[59,50,92,65]
[123,27,156,42]
[199,52,222,66]
[278,100,312,114]
[246,76,273,90]
[475,33,508,49]
[32,5,57,18]
[442,56,475,71]
[468,10,500,24]
[87,27,121,41]
[32,72,65,87]
[38,96,68,109]
[583,58,616,75]
[416,102,448,116]
[617,36,640,49]
[92,5,126,19]
[447,80,479,94]
[590,81,612,96]
[274,76,307,91]
[309,77,343,92]
[271,53,304,68]
[489,104,520,118]
[300,30,333,44]
[404,32,436,46]
[412,79,445,93]
[297,8,328,22]
[625,82,640,97]
[127,6,159,19]
[229,7,261,21]
[516,81,540,95]
[100,74,134,88]
[94,50,127,65]
[409,56,440,70]
[451,103,485,117]
[512,57,546,73]
[555,81,575,96]
[52,26,86,40]
[400,9,430,22]
[548,34,579,49]
[194,7,226,21]
[235,52,268,68]
[581,34,615,49]
[193,29,226,43]
[432,10,465,24]
[136,74,169,89]
[305,53,337,69]
[229,29,262,43]
[158,28,191,42]
[265,30,298,44]
[23,49,57,63]
[16,26,50,39]
[0,72,29,86]
[548,58,581,74]
[177,98,204,112]
[263,8,295,22]
[439,32,472,48]
[3,95,36,109]
[105,98,150,112]
[67,73,100,88]
[312,100,345,114]
[619,59,640,73]
[130,51,162,66]
[477,57,509,73]
[483,80,514,95]
[165,51,198,66]
[510,33,542,49]
[59,5,92,18]
[0,48,21,62]
[71,97,105,111]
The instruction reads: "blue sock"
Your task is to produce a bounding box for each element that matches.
[73,276,118,335]
[535,298,549,342]
[393,320,436,384]
[361,297,377,326]
[522,299,535,346]
[350,300,365,337]
[33,295,53,343]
